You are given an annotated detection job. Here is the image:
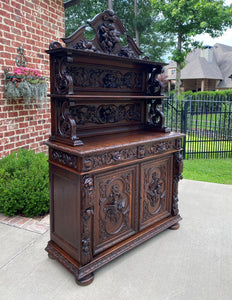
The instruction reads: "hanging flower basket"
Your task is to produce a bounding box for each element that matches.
[4,67,47,104]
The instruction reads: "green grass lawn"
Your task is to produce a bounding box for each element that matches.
[183,158,232,185]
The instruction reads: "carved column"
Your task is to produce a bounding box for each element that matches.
[172,152,183,217]
[80,175,95,265]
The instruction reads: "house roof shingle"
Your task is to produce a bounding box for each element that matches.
[166,43,232,89]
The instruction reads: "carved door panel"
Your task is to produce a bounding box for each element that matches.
[140,156,172,230]
[93,165,138,255]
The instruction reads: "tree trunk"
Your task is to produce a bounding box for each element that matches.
[108,0,113,10]
[134,0,139,47]
[175,34,182,95]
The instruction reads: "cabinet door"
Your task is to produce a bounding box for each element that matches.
[93,165,138,255]
[140,156,172,230]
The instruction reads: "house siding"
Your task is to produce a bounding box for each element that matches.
[0,0,65,158]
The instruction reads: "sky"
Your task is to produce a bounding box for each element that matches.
[194,0,232,47]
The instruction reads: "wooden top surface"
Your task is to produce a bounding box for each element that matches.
[47,131,184,156]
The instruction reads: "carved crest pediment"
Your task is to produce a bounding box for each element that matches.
[62,10,142,58]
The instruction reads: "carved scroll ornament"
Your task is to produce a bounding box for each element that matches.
[57,101,83,146]
[145,68,169,132]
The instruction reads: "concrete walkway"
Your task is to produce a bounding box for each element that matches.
[0,179,232,300]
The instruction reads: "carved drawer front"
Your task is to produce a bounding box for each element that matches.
[140,156,172,230]
[93,165,138,255]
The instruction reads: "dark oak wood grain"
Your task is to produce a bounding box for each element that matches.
[45,10,184,286]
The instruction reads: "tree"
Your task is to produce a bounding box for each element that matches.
[65,0,174,61]
[152,0,232,94]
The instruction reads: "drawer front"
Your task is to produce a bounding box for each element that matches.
[93,165,138,255]
[140,156,172,230]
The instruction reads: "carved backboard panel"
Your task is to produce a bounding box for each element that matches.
[62,10,142,59]
[140,156,172,230]
[93,165,138,255]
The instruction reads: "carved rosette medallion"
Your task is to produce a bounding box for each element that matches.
[172,152,183,216]
[143,166,166,222]
[99,174,131,243]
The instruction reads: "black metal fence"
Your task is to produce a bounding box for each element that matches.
[162,97,232,159]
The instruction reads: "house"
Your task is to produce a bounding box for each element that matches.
[166,44,232,93]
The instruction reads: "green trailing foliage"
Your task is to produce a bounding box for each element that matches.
[0,149,49,217]
[4,67,47,104]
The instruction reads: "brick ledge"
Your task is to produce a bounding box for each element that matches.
[0,213,50,234]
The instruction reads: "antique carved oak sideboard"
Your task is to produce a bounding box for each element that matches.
[45,10,184,286]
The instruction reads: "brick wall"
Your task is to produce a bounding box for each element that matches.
[0,0,65,158]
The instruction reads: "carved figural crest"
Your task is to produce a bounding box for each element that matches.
[62,10,142,59]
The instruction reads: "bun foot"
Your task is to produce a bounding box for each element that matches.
[169,223,180,230]
[75,273,94,286]
[48,253,55,260]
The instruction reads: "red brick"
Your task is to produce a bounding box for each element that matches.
[16,129,25,135]
[8,111,18,118]
[19,110,29,116]
[31,132,38,137]
[1,24,11,32]
[16,141,26,147]
[4,32,15,40]
[29,121,37,126]
[11,0,22,9]
[15,117,24,123]
[5,143,15,150]
[10,136,19,142]
[36,136,43,142]
[4,131,15,137]
[26,138,35,144]
[11,14,21,23]
[19,122,28,128]
[21,134,29,139]
[11,28,21,35]
[0,10,11,19]
[16,35,25,43]
[35,125,43,131]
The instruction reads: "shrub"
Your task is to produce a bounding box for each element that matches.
[0,149,49,217]
[169,89,232,100]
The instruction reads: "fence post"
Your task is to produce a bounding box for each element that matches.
[181,99,189,159]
